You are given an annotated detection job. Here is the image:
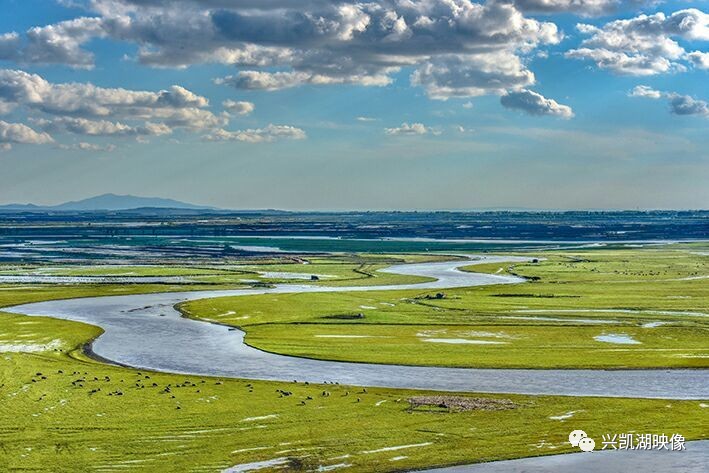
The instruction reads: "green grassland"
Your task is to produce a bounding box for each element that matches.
[0,247,707,471]
[0,253,443,287]
[0,266,234,277]
[0,283,231,306]
[182,248,709,369]
[0,308,707,472]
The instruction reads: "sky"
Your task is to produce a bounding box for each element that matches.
[0,0,707,210]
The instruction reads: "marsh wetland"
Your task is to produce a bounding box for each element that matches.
[0,211,707,472]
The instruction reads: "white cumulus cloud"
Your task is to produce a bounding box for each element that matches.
[1,0,562,102]
[628,85,662,99]
[566,9,709,75]
[687,51,709,70]
[513,0,651,16]
[629,85,709,117]
[203,124,306,143]
[0,120,54,149]
[58,142,117,152]
[0,68,307,149]
[384,122,433,136]
[222,100,255,116]
[500,89,574,118]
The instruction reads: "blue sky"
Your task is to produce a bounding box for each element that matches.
[0,0,707,210]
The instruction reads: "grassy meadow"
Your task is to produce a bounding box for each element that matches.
[0,253,445,287]
[0,312,706,472]
[0,245,707,471]
[182,248,709,369]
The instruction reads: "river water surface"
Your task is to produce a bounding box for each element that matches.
[6,255,708,399]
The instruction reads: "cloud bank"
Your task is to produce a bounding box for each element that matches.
[0,120,53,150]
[500,89,574,118]
[629,85,709,117]
[0,1,706,151]
[204,124,306,143]
[0,68,302,148]
[2,0,565,101]
[567,9,709,75]
[385,122,436,136]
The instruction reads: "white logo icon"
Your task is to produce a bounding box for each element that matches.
[569,430,595,452]
[569,430,587,447]
[579,437,596,452]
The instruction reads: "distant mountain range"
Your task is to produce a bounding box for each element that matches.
[0,193,218,212]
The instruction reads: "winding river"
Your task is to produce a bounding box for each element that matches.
[423,440,709,473]
[5,255,708,400]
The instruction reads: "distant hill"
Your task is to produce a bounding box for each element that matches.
[0,193,217,212]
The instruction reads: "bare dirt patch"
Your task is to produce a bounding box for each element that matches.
[407,396,517,413]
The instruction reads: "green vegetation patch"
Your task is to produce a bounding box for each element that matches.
[183,248,709,369]
[0,324,706,472]
[0,252,440,287]
[0,250,707,471]
[243,323,708,369]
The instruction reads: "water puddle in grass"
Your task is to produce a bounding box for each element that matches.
[642,321,668,328]
[0,339,62,352]
[460,330,514,339]
[362,442,432,454]
[231,447,269,454]
[240,414,278,422]
[315,335,387,339]
[516,309,709,318]
[259,272,334,280]
[594,334,641,345]
[501,315,621,325]
[230,245,289,253]
[317,463,352,471]
[222,457,288,472]
[416,329,512,338]
[417,329,511,345]
[548,410,578,420]
[0,275,189,284]
[422,338,507,345]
